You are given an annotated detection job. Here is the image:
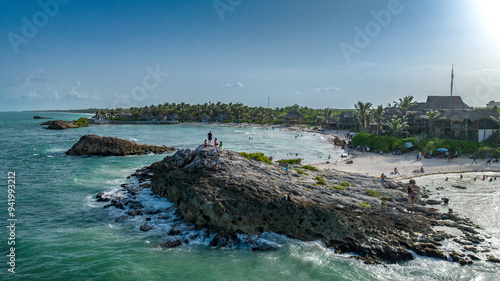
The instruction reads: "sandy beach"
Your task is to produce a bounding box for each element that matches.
[314,146,500,180]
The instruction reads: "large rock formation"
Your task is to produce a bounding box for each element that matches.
[149,146,483,264]
[41,120,79,129]
[66,134,175,156]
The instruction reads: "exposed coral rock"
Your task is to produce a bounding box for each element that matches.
[66,134,175,156]
[147,145,482,263]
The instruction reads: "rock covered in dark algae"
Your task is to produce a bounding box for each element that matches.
[146,145,487,264]
[66,134,176,156]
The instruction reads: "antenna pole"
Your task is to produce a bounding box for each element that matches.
[450,64,454,96]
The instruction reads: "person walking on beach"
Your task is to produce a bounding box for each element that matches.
[207,131,213,145]
[487,157,492,165]
[471,155,477,164]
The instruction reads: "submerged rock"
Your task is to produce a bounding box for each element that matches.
[140,224,153,232]
[66,134,176,156]
[159,239,182,248]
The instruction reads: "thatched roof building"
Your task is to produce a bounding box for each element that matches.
[283,110,304,124]
[409,96,471,111]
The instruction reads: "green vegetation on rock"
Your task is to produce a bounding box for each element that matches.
[380,196,394,202]
[302,165,318,171]
[340,182,350,187]
[239,152,272,164]
[332,185,345,190]
[276,158,303,164]
[366,190,379,197]
[315,176,326,185]
[358,202,371,208]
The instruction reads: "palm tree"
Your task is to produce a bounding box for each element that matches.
[393,95,416,116]
[374,105,385,135]
[387,117,409,138]
[421,110,439,137]
[354,101,373,132]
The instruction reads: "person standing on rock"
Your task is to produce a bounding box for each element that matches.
[208,131,213,145]
[285,163,289,175]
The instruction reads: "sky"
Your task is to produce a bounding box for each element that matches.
[1,0,500,111]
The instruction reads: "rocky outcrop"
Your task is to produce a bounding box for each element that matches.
[33,116,53,119]
[148,146,483,264]
[41,120,79,129]
[66,134,175,156]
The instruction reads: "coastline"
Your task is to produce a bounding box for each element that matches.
[313,148,500,180]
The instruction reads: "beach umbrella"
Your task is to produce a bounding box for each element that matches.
[436,148,448,152]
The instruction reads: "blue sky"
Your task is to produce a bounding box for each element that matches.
[1,0,499,111]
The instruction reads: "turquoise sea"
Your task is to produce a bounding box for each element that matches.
[1,112,499,281]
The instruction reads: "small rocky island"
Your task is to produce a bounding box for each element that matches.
[41,120,80,129]
[66,134,176,156]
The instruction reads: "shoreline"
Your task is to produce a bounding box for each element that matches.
[88,119,500,180]
[312,149,499,181]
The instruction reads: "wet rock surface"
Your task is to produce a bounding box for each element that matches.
[96,145,494,265]
[41,120,79,129]
[143,145,489,264]
[66,134,176,156]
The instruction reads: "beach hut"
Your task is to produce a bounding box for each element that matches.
[201,115,212,123]
[167,114,180,124]
[283,110,304,125]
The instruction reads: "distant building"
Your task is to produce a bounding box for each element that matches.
[167,114,180,124]
[333,111,356,130]
[283,110,304,124]
[407,96,498,142]
[486,100,500,108]
[93,113,109,124]
[201,115,211,123]
[215,114,227,123]
[185,115,197,122]
[408,96,471,111]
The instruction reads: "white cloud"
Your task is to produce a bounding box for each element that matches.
[67,81,89,99]
[222,82,244,88]
[314,87,343,93]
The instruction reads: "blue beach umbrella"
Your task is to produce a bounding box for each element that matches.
[436,148,448,152]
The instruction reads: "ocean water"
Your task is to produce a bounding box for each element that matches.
[1,112,499,281]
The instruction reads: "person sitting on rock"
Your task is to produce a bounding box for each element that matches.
[214,138,218,147]
[286,191,298,204]
[393,168,400,175]
[204,140,208,147]
[380,173,386,183]
[420,166,425,173]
